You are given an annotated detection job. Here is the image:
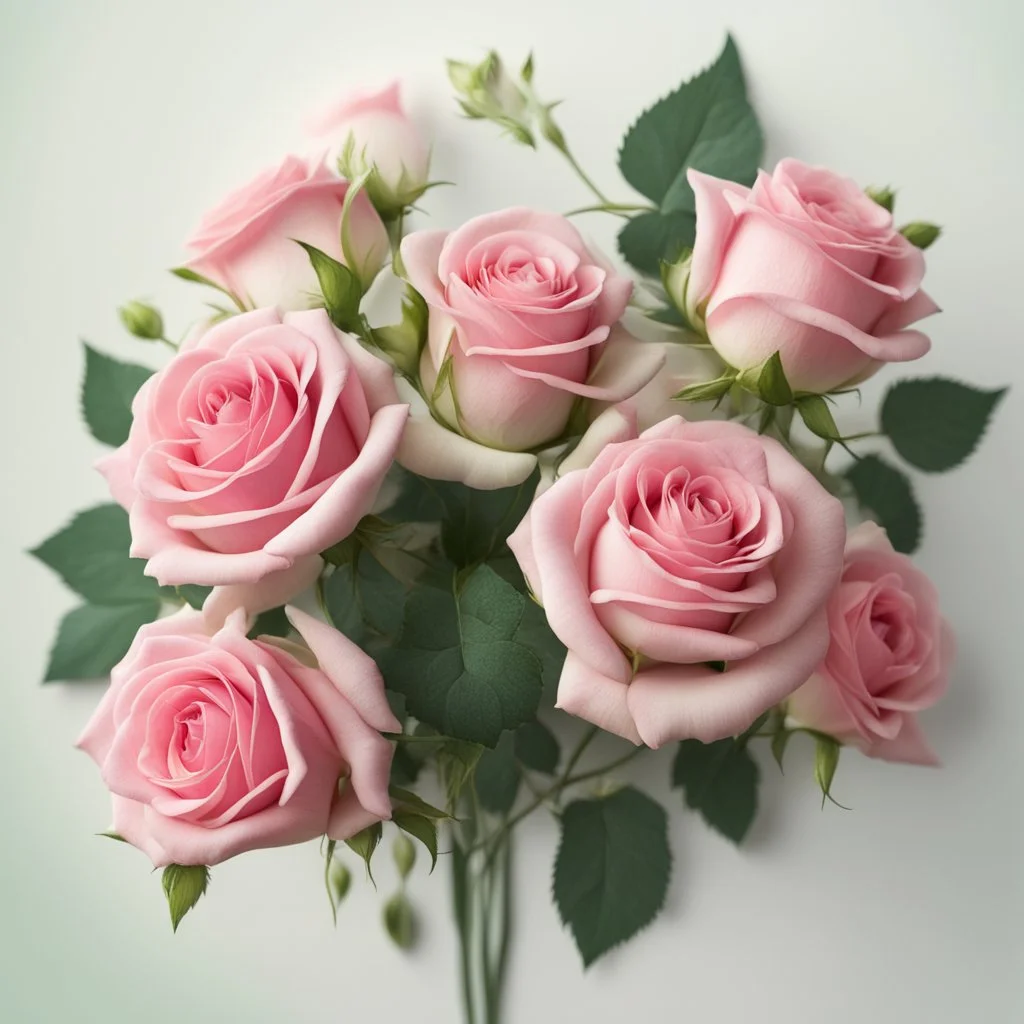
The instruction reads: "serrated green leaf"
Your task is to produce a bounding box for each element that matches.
[618,210,696,276]
[296,241,362,330]
[31,504,162,605]
[383,891,417,950]
[161,864,210,933]
[80,343,152,446]
[618,36,755,209]
[881,377,1007,472]
[846,455,922,554]
[44,601,161,681]
[515,597,567,704]
[382,566,543,746]
[514,719,560,774]
[394,813,438,871]
[321,547,406,648]
[671,736,760,843]
[475,731,521,815]
[553,787,671,967]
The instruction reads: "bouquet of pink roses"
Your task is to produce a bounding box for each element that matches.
[33,36,1005,1024]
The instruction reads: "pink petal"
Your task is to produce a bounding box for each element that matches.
[555,651,642,744]
[202,555,324,630]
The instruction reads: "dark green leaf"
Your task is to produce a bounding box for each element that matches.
[474,731,521,815]
[393,813,439,871]
[846,455,922,554]
[383,892,417,950]
[646,304,687,327]
[514,719,560,774]
[321,548,406,647]
[248,605,290,639]
[296,241,361,330]
[382,565,543,746]
[618,210,696,276]
[81,343,152,446]
[515,598,567,704]
[881,377,1007,472]
[553,786,671,967]
[672,736,760,843]
[31,504,162,605]
[388,785,451,821]
[44,601,161,681]
[618,36,756,209]
[161,864,210,933]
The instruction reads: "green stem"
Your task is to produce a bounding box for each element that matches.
[554,142,612,206]
[564,201,656,218]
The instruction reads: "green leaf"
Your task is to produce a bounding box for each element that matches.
[514,719,560,775]
[372,284,428,376]
[394,813,439,871]
[161,864,210,933]
[671,736,760,843]
[31,504,162,605]
[248,605,291,639]
[44,601,161,681]
[296,241,361,330]
[383,892,417,950]
[388,785,451,821]
[81,343,153,446]
[436,740,484,811]
[796,394,841,441]
[618,210,696,277]
[391,832,417,879]
[170,266,245,310]
[382,565,544,746]
[321,547,406,647]
[345,822,383,883]
[646,304,687,327]
[553,787,671,967]
[881,377,1007,472]
[616,36,761,276]
[900,221,941,249]
[770,728,791,772]
[814,735,842,807]
[846,455,922,554]
[515,597,567,704]
[475,731,521,815]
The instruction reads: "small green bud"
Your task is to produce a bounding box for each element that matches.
[118,300,164,340]
[329,860,352,905]
[865,185,896,213]
[392,832,416,880]
[448,50,532,143]
[900,221,941,250]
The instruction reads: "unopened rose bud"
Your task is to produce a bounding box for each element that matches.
[865,185,896,213]
[900,221,941,250]
[447,51,533,145]
[118,300,164,340]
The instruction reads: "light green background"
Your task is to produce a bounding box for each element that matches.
[2,1,1021,1021]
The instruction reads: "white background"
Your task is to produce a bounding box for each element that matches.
[1,1,1022,1021]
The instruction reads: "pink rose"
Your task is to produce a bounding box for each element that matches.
[76,606,399,866]
[308,81,430,216]
[398,208,664,488]
[508,415,846,747]
[97,307,408,590]
[683,159,938,393]
[184,156,389,310]
[787,522,954,765]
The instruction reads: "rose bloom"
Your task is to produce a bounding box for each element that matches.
[76,607,399,866]
[508,413,846,747]
[308,81,430,215]
[398,208,664,489]
[682,159,938,393]
[184,155,389,310]
[98,307,408,593]
[787,522,954,765]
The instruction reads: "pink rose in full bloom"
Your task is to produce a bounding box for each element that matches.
[76,606,399,866]
[184,156,389,310]
[682,159,938,393]
[97,307,408,591]
[508,414,846,747]
[308,81,430,216]
[398,208,664,489]
[787,522,954,765]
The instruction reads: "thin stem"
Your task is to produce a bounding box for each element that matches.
[560,747,645,790]
[555,143,612,205]
[564,202,655,218]
[563,724,600,778]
